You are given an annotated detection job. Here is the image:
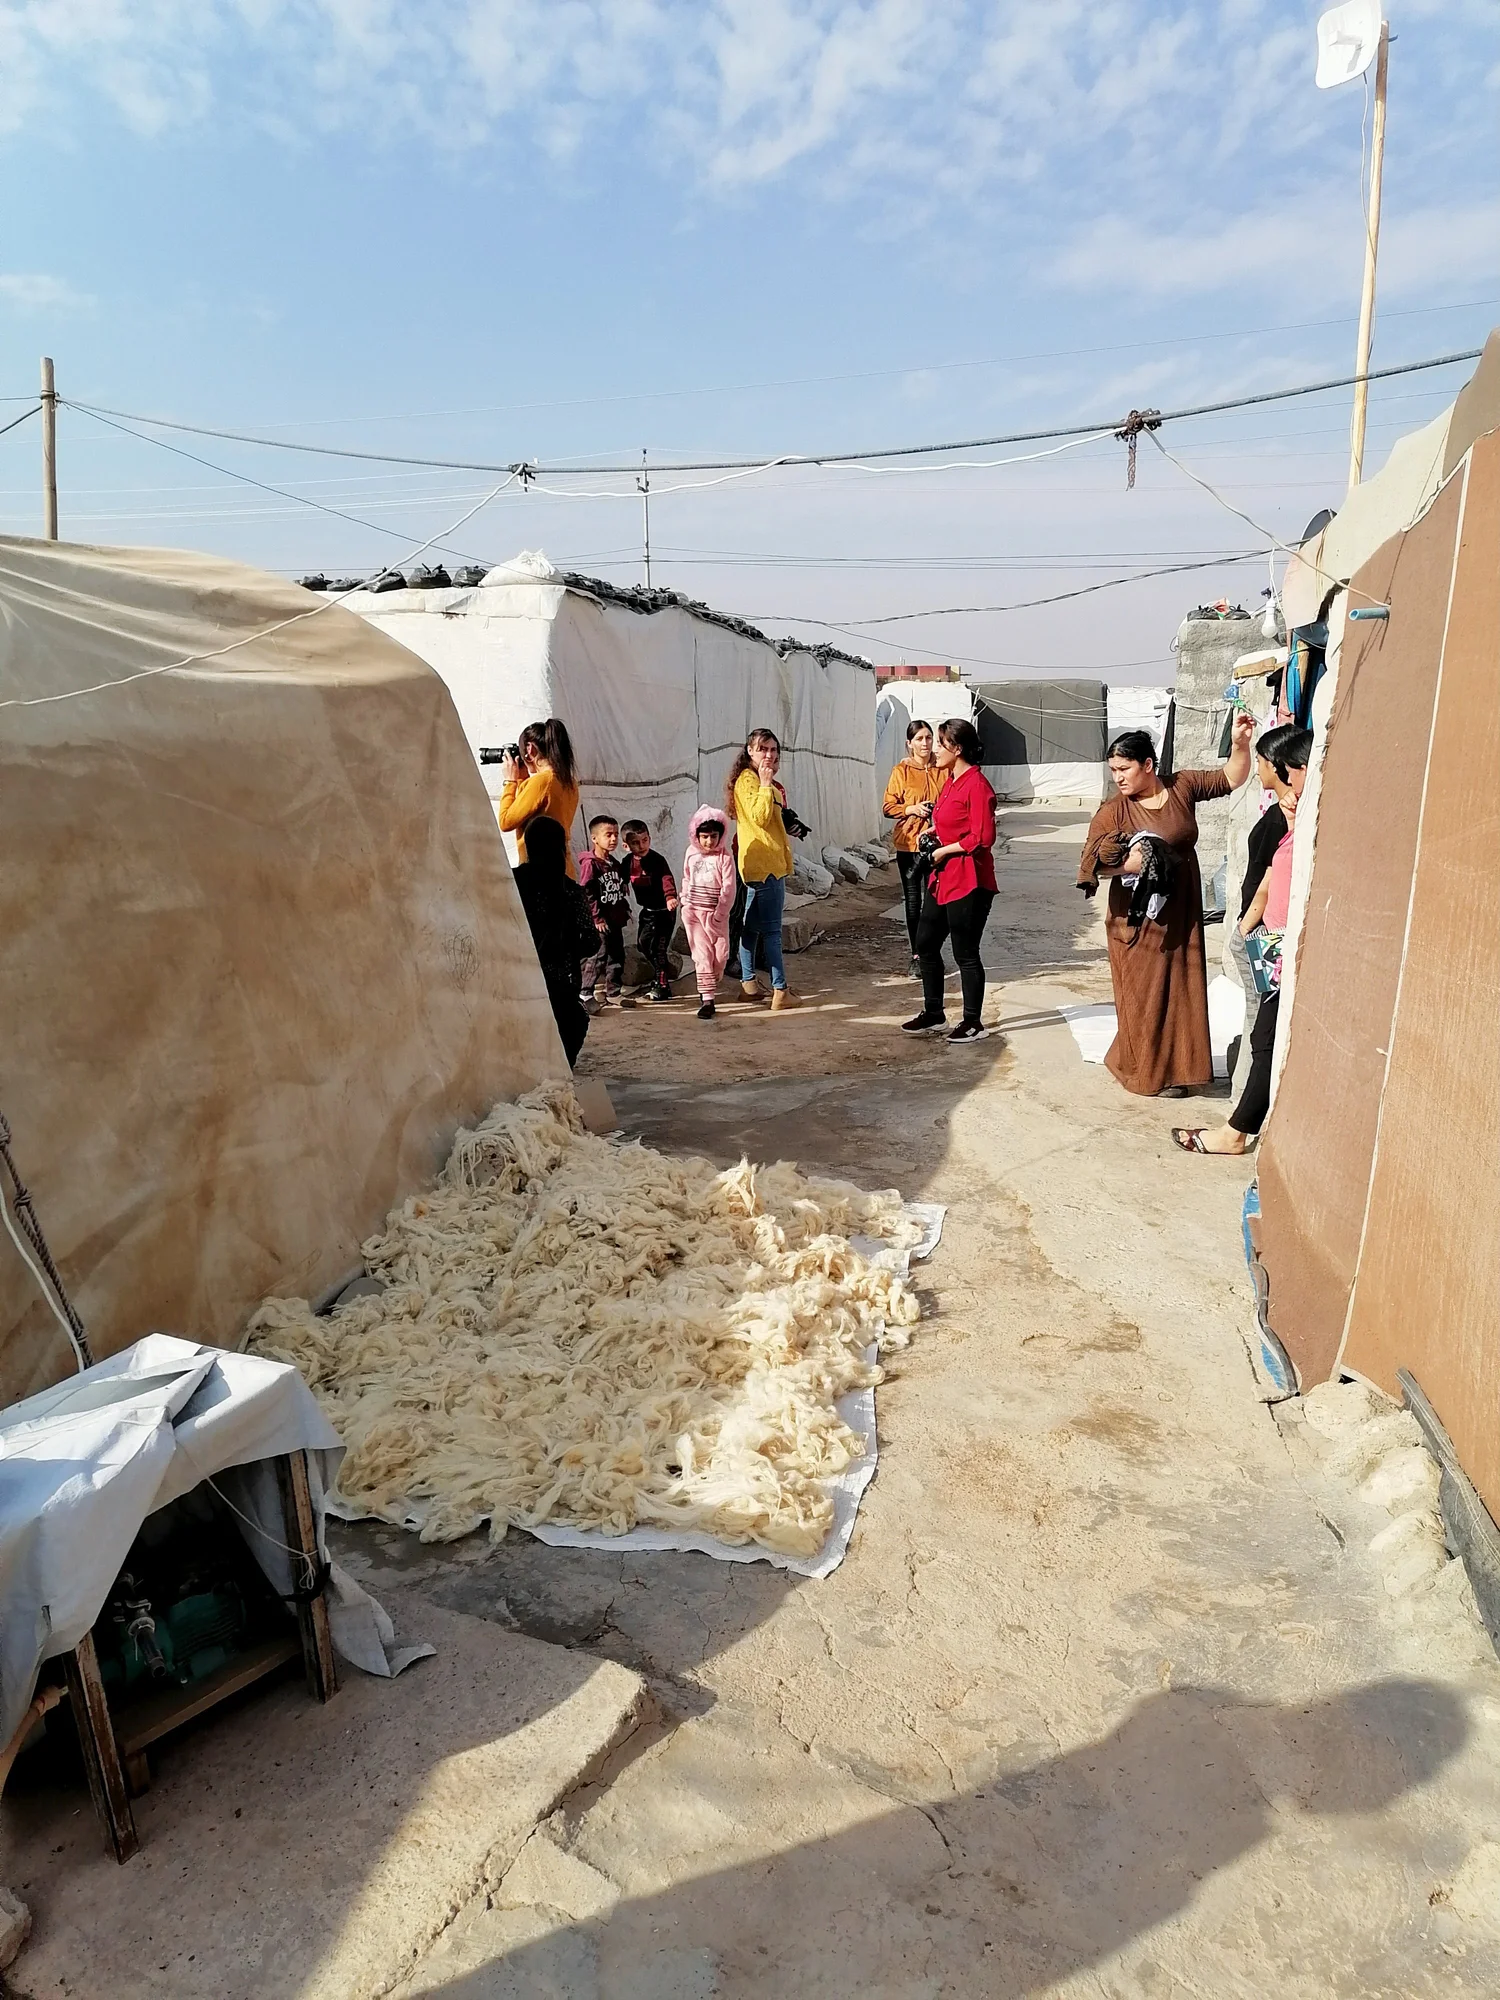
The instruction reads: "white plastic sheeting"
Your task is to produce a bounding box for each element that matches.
[347,557,880,875]
[0,1334,428,1749]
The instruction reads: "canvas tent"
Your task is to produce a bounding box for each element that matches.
[1254,336,1500,1517]
[0,537,564,1408]
[343,555,880,874]
[970,680,1107,803]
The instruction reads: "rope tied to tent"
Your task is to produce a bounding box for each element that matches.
[0,1108,94,1370]
[1115,408,1162,489]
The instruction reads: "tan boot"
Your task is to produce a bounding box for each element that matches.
[770,987,798,1011]
[741,981,766,1002]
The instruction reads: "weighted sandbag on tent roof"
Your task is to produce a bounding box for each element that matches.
[0,537,565,1406]
[342,552,881,874]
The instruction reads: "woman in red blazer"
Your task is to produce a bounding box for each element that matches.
[902,718,998,1044]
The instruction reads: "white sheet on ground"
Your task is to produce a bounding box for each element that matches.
[524,1202,945,1580]
[1061,987,1240,1081]
[1059,1003,1118,1065]
[0,1334,429,1746]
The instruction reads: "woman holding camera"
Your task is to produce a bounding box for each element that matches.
[902,718,998,1045]
[498,718,582,878]
[882,717,948,975]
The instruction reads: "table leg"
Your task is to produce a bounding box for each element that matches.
[275,1450,338,1702]
[62,1633,138,1863]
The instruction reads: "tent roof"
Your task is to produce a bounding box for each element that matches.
[1282,328,1500,627]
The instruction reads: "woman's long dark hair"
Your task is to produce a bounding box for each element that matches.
[724,727,780,821]
[519,717,577,789]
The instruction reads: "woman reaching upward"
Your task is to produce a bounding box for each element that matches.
[1077,715,1253,1097]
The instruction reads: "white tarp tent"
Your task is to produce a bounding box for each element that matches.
[0,1334,428,1749]
[343,554,880,874]
[0,535,564,1409]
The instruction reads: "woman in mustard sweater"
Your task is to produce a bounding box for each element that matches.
[725,727,798,1010]
[882,717,948,974]
[498,718,582,879]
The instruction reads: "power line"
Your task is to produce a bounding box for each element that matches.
[749,550,1263,628]
[43,294,1498,432]
[71,404,499,565]
[60,346,1483,479]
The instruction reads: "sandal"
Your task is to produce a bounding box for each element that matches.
[1172,1128,1209,1153]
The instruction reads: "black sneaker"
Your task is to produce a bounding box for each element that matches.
[696,1000,716,1020]
[946,1020,992,1044]
[902,1011,947,1033]
[650,985,673,1004]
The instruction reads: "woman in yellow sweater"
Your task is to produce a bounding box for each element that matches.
[498,718,582,879]
[882,717,948,974]
[725,727,797,1010]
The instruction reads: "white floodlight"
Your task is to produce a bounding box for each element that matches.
[1315,0,1383,88]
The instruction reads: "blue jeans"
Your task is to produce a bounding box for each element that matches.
[738,875,787,990]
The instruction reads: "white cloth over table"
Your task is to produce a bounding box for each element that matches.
[0,1333,430,1747]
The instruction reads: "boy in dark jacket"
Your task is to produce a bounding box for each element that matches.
[577,814,632,1011]
[622,819,679,1003]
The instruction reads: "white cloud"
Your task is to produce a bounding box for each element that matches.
[1047,197,1500,306]
[0,271,93,313]
[0,0,1491,256]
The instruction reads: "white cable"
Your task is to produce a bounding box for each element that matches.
[0,1190,88,1372]
[0,471,516,711]
[522,428,1114,501]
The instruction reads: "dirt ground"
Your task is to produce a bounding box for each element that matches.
[326,806,1500,1999]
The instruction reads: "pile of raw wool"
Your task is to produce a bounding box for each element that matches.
[247,1081,923,1558]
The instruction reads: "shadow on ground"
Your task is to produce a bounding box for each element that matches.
[407,1677,1468,1996]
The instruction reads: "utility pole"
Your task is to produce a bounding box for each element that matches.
[1347,20,1389,492]
[40,356,58,539]
[638,449,651,588]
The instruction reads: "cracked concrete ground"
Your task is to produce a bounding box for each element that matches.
[334,806,1500,1999]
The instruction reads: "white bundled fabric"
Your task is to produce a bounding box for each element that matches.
[345,560,879,874]
[247,1084,926,1563]
[849,841,892,868]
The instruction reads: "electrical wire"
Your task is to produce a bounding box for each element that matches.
[60,346,1483,478]
[72,404,496,564]
[749,549,1262,629]
[0,471,516,711]
[0,404,42,440]
[40,294,1497,433]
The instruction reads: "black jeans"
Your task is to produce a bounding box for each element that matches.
[580,926,626,997]
[1229,990,1278,1135]
[916,886,994,1024]
[635,907,675,991]
[895,850,929,956]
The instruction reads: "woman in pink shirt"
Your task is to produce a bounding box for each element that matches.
[1174,727,1312,1154]
[902,718,999,1044]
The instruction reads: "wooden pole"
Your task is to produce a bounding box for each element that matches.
[639,449,651,589]
[40,355,58,539]
[1347,22,1389,493]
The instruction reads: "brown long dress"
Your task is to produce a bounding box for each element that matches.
[1077,768,1230,1095]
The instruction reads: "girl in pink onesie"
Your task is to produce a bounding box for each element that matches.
[680,805,738,1019]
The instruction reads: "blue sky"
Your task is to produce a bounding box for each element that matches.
[1,0,1494,679]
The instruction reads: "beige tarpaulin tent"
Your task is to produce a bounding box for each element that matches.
[0,538,566,1406]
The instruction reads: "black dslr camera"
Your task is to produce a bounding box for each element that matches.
[479,745,523,767]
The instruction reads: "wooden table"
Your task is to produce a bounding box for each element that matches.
[61,1449,339,1863]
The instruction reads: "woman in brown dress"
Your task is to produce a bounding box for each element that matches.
[1077,717,1254,1095]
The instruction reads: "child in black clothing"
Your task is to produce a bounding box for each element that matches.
[577,814,632,1011]
[622,819,679,1003]
[512,814,599,1066]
